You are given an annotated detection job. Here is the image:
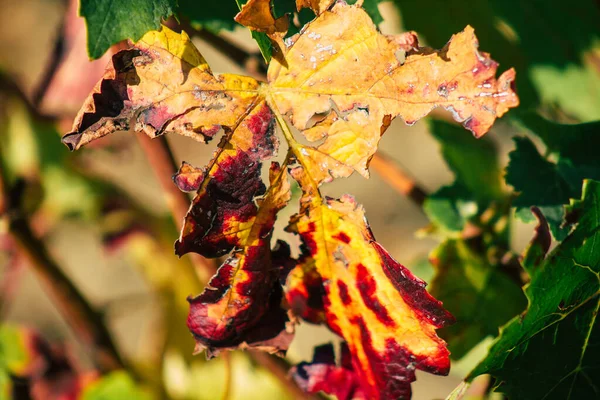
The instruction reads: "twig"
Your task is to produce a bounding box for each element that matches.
[183,26,429,207]
[221,351,232,400]
[135,134,217,280]
[250,351,318,399]
[0,149,125,374]
[31,17,66,107]
[369,152,427,206]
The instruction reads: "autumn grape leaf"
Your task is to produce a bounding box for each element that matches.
[506,115,600,239]
[429,239,526,359]
[63,2,518,394]
[65,3,517,180]
[181,161,295,356]
[285,166,455,399]
[467,180,600,399]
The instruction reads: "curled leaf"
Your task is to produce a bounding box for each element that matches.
[175,101,278,257]
[173,161,204,193]
[63,27,261,150]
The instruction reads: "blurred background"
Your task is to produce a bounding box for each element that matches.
[0,0,598,399]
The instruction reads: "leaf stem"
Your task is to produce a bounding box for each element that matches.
[268,95,322,197]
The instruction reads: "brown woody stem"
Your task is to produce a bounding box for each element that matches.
[135,134,216,280]
[0,144,125,374]
[369,152,427,206]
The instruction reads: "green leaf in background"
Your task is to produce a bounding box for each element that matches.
[0,325,36,398]
[424,119,504,233]
[0,325,33,375]
[178,0,240,31]
[394,0,600,121]
[468,179,600,399]
[506,136,572,239]
[81,0,177,59]
[81,371,151,400]
[1,99,103,221]
[506,116,600,239]
[429,240,526,359]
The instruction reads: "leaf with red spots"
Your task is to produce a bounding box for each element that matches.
[285,167,454,399]
[184,161,294,356]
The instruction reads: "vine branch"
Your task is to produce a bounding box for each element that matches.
[0,142,125,374]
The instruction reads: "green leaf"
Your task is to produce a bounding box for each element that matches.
[81,0,177,59]
[393,0,600,121]
[430,120,503,201]
[81,371,151,400]
[468,180,600,399]
[178,0,239,31]
[424,120,504,233]
[0,325,36,397]
[429,240,526,359]
[507,117,600,239]
[506,136,572,239]
[424,182,477,233]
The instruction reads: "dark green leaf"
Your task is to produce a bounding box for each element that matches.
[81,0,177,59]
[507,117,600,239]
[429,240,526,359]
[424,120,504,233]
[468,179,600,400]
[424,182,476,233]
[178,0,239,31]
[430,120,503,201]
[506,136,572,239]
